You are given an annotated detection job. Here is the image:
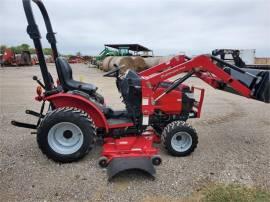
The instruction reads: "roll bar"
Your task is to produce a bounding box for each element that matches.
[22,0,59,90]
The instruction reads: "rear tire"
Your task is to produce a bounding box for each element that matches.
[37,107,96,163]
[162,121,198,156]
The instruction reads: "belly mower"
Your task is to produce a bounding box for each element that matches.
[12,0,270,180]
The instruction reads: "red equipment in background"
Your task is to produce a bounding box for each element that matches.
[68,56,85,64]
[1,49,16,66]
[0,48,33,66]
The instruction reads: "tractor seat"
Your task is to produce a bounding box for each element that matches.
[55,57,97,94]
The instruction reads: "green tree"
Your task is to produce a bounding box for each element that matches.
[43,48,52,55]
[10,46,18,54]
[0,45,7,54]
[20,43,30,51]
[0,44,54,55]
[29,48,36,54]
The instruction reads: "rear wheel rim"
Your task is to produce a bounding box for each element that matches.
[171,132,192,152]
[48,122,84,155]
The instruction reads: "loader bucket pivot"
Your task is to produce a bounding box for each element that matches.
[252,70,270,103]
[210,55,270,103]
[221,69,270,103]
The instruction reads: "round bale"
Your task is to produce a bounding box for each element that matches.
[132,56,147,72]
[109,56,135,74]
[144,57,161,68]
[102,56,114,72]
[158,56,174,64]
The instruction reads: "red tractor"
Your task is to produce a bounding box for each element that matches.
[12,0,269,179]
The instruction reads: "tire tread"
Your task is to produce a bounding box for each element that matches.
[37,107,96,163]
[161,121,198,156]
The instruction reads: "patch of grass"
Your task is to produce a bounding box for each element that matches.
[202,184,270,202]
[141,184,270,202]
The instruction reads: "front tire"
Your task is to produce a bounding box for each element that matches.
[162,121,198,156]
[37,107,96,163]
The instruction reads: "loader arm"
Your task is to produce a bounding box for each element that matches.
[142,54,269,103]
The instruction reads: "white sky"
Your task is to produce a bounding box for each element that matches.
[0,0,269,56]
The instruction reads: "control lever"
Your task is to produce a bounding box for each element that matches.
[103,64,125,78]
[113,64,120,77]
[33,75,45,89]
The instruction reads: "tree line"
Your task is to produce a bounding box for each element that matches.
[0,44,52,55]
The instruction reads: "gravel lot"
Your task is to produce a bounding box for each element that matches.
[0,64,269,201]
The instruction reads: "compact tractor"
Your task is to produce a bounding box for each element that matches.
[12,0,270,179]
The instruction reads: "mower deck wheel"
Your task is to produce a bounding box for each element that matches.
[151,155,162,166]
[37,107,96,163]
[162,121,198,156]
[98,156,109,168]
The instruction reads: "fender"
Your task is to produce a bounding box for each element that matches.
[45,93,109,132]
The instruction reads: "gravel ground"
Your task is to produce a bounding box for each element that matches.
[0,64,269,201]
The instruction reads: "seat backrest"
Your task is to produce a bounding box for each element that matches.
[55,57,73,90]
[119,70,142,121]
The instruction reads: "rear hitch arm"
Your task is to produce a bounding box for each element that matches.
[26,109,45,118]
[11,101,46,130]
[11,120,37,130]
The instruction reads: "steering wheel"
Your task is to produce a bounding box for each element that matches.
[103,64,120,78]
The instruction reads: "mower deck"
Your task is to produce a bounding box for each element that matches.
[100,130,161,179]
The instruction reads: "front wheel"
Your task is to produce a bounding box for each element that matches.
[37,107,96,163]
[162,121,198,156]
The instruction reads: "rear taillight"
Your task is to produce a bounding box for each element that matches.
[36,85,42,96]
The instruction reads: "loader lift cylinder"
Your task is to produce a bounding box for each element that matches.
[155,70,195,102]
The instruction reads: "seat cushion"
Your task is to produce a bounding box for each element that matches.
[67,80,97,94]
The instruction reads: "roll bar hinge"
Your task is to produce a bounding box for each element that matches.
[27,24,41,39]
[46,32,56,44]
